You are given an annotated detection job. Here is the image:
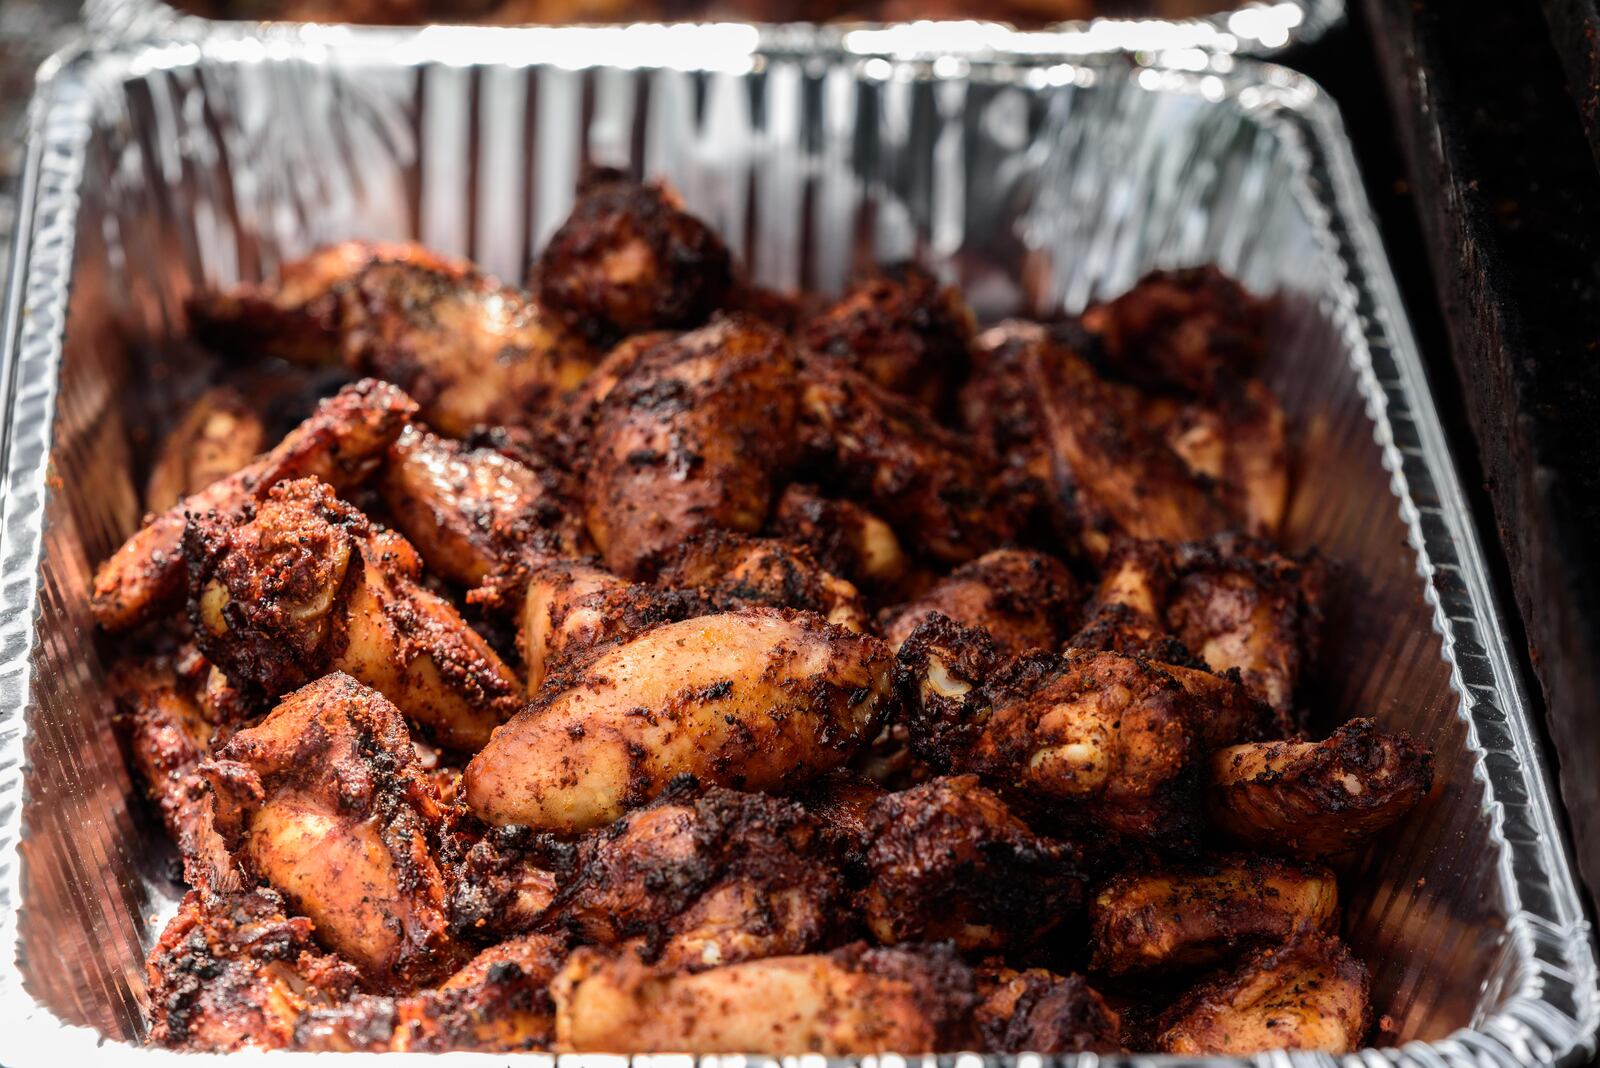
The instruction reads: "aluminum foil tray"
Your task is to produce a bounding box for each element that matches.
[80,0,1344,61]
[0,33,1593,1068]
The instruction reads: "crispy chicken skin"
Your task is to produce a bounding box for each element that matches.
[655,531,871,633]
[860,775,1083,951]
[1209,718,1433,857]
[552,942,976,1054]
[583,314,799,578]
[1155,933,1371,1055]
[293,933,566,1052]
[191,241,597,436]
[204,674,460,991]
[146,888,364,1051]
[769,483,912,598]
[801,262,976,410]
[146,386,266,512]
[92,378,416,633]
[975,966,1122,1054]
[545,780,845,970]
[1089,856,1338,975]
[880,548,1078,656]
[186,477,523,750]
[463,608,894,831]
[534,171,732,346]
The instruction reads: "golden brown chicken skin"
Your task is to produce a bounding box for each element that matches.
[1089,855,1337,975]
[1209,718,1433,857]
[880,548,1079,656]
[552,942,976,1054]
[583,314,799,578]
[544,781,845,970]
[190,242,597,436]
[655,531,871,633]
[975,966,1122,1054]
[534,171,733,346]
[145,888,364,1051]
[146,386,266,512]
[463,608,894,832]
[92,378,416,633]
[860,775,1083,951]
[769,483,912,599]
[204,674,462,991]
[1155,933,1371,1054]
[801,262,976,411]
[185,477,523,750]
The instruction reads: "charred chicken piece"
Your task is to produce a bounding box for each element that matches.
[533,330,676,463]
[203,674,461,991]
[446,825,561,943]
[1089,855,1337,975]
[801,262,976,411]
[975,966,1122,1054]
[186,477,523,750]
[1155,933,1371,1054]
[769,483,912,599]
[1068,537,1190,662]
[860,775,1083,951]
[534,171,733,346]
[1153,376,1290,538]
[377,424,589,589]
[552,942,976,1054]
[145,888,364,1051]
[880,548,1079,656]
[545,780,845,970]
[293,933,567,1052]
[789,769,889,871]
[799,356,1011,565]
[583,314,798,578]
[463,608,894,832]
[146,386,266,512]
[92,378,415,633]
[190,241,597,436]
[655,531,871,633]
[1209,718,1433,857]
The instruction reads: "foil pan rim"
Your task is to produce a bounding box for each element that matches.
[0,38,1593,1067]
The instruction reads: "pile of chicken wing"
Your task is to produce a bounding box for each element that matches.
[98,170,1434,1056]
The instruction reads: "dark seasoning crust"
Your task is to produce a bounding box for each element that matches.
[93,172,1437,1055]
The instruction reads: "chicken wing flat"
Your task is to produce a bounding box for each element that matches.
[92,378,415,632]
[203,673,460,990]
[860,775,1083,951]
[191,241,597,436]
[146,386,266,512]
[462,608,893,832]
[1155,932,1371,1055]
[1209,718,1433,857]
[975,966,1122,1054]
[800,262,976,411]
[533,170,733,346]
[1089,855,1337,975]
[655,530,870,633]
[186,477,522,750]
[146,888,364,1051]
[880,548,1079,656]
[552,942,976,1054]
[544,780,845,970]
[583,314,798,578]
[769,483,912,599]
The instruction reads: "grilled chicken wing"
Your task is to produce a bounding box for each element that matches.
[293,933,566,1052]
[463,608,894,832]
[146,888,364,1051]
[801,262,975,411]
[1089,856,1337,975]
[880,548,1078,656]
[975,966,1122,1054]
[534,171,733,346]
[1154,377,1289,537]
[860,775,1083,951]
[544,781,845,969]
[1155,933,1370,1054]
[655,531,870,633]
[1068,537,1189,662]
[190,242,597,436]
[769,483,912,599]
[92,378,415,632]
[203,674,461,990]
[446,825,561,943]
[1208,718,1433,857]
[186,477,523,750]
[583,315,799,577]
[790,769,889,871]
[552,942,975,1054]
[146,386,266,512]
